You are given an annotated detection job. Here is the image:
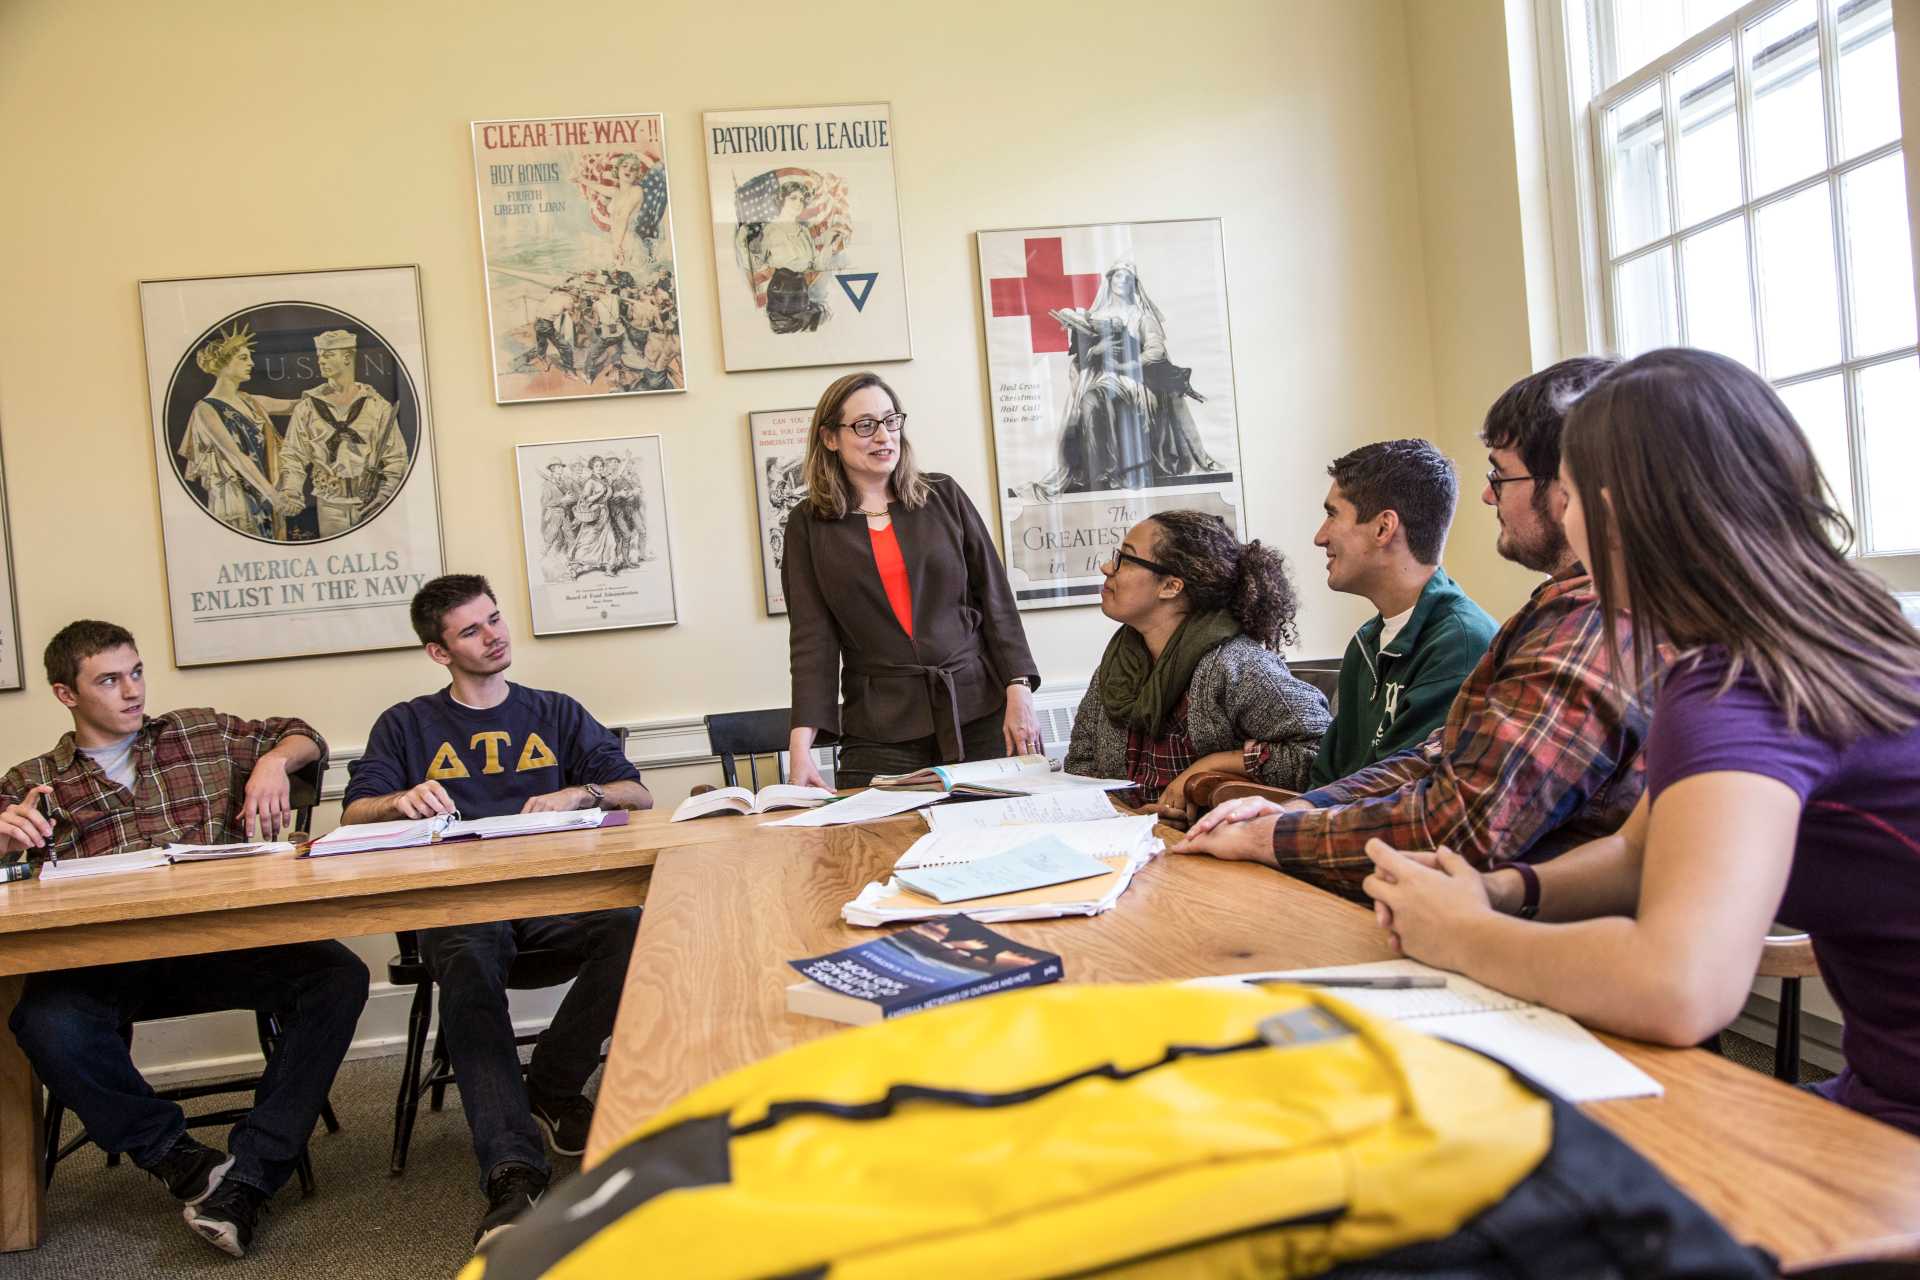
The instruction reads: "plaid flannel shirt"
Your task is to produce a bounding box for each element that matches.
[0,708,325,861]
[1273,569,1651,898]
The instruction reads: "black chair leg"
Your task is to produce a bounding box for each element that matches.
[1775,977,1803,1082]
[42,1094,63,1190]
[390,982,433,1176]
[294,1147,315,1198]
[319,1100,341,1135]
[428,1026,450,1113]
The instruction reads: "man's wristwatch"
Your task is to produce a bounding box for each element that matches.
[1007,676,1033,689]
[582,783,606,809]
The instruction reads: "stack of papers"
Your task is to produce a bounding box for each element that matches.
[873,754,1130,797]
[842,815,1162,926]
[1190,960,1662,1103]
[921,789,1122,833]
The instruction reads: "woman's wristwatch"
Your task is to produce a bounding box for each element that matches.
[1007,676,1034,690]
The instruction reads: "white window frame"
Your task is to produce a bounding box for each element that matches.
[1535,0,1920,575]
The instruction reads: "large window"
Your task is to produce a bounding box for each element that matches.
[1585,0,1917,554]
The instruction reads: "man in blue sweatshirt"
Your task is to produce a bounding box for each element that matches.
[1309,439,1497,787]
[344,574,651,1254]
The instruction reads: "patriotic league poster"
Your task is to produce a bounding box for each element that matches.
[472,113,687,404]
[976,219,1245,610]
[704,103,912,372]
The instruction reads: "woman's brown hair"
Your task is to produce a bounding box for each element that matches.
[1563,347,1920,740]
[802,372,932,519]
[1146,510,1301,652]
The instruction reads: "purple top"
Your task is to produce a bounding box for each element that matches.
[1647,650,1920,1137]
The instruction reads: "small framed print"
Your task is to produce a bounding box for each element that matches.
[748,408,812,615]
[514,434,678,635]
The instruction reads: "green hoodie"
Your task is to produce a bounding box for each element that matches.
[1309,566,1497,788]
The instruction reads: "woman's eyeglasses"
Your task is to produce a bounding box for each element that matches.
[841,412,908,438]
[1102,550,1175,575]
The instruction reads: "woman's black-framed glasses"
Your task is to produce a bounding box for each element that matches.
[842,412,908,437]
[1485,469,1548,492]
[1104,549,1176,575]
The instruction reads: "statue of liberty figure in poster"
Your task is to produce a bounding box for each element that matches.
[471,112,687,403]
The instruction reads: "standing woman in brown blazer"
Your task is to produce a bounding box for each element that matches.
[783,372,1043,789]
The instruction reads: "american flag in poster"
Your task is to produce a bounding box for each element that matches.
[576,154,670,240]
[732,167,852,309]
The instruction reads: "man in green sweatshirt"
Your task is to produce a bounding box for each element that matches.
[1308,439,1496,788]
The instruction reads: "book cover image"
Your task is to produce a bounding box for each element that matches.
[790,916,1061,1017]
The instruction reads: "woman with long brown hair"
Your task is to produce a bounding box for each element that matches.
[783,372,1041,789]
[1065,510,1329,821]
[1362,348,1920,1136]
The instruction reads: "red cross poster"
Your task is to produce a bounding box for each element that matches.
[976,219,1245,609]
[703,103,912,372]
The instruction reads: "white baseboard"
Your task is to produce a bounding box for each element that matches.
[133,981,573,1089]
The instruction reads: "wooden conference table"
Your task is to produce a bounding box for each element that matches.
[590,814,1920,1274]
[0,809,765,1254]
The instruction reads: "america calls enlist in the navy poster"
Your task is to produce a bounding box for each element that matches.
[976,219,1245,610]
[472,112,687,403]
[704,103,911,372]
[138,266,446,665]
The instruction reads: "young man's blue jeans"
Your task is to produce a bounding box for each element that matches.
[420,908,639,1183]
[7,941,369,1196]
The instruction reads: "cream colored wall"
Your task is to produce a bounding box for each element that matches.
[1400,0,1550,621]
[0,0,1449,777]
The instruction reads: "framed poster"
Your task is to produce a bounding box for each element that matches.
[0,420,20,691]
[514,434,678,636]
[976,219,1245,610]
[748,408,812,615]
[138,266,446,666]
[704,103,912,371]
[472,113,687,403]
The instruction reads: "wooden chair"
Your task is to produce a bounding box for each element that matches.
[41,755,338,1196]
[1757,932,1819,1082]
[703,708,796,789]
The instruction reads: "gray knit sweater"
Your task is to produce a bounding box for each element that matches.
[1065,634,1332,794]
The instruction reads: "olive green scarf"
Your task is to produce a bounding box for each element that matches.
[1096,609,1241,738]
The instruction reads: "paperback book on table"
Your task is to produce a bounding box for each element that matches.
[786,916,1063,1025]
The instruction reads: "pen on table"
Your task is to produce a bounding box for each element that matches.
[1247,975,1447,990]
[36,787,59,866]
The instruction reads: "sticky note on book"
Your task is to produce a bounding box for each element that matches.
[892,836,1113,904]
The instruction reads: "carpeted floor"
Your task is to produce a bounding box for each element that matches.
[0,1032,1833,1279]
[0,1054,592,1280]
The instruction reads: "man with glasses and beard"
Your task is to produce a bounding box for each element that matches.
[1175,357,1658,900]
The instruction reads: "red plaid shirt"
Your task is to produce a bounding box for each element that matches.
[0,708,324,860]
[1122,695,1197,802]
[1275,570,1652,897]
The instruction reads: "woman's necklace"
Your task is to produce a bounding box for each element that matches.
[855,507,889,517]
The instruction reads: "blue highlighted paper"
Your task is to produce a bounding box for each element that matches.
[893,836,1112,904]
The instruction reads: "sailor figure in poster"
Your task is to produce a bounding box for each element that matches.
[274,329,408,537]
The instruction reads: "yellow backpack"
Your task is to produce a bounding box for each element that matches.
[468,982,1558,1279]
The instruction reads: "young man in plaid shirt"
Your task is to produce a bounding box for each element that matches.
[1176,358,1654,899]
[0,621,368,1259]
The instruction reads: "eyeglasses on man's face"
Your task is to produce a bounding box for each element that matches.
[1485,469,1548,492]
[840,411,908,438]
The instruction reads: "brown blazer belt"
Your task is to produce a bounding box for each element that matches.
[854,650,986,763]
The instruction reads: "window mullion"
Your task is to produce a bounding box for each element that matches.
[1732,14,1773,381]
[1815,0,1872,544]
[1661,70,1688,345]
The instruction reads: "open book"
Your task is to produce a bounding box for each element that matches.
[671,784,835,822]
[307,807,615,857]
[873,754,1129,797]
[38,840,297,881]
[1191,959,1662,1103]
